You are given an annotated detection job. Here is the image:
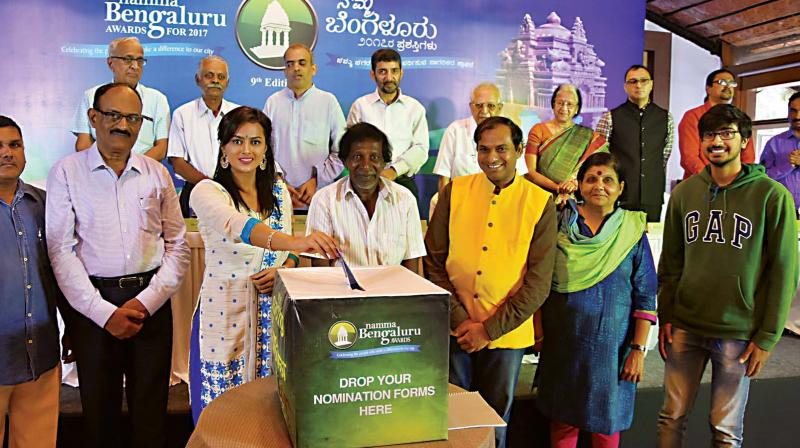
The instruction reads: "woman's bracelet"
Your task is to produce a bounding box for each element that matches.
[286,253,300,268]
[534,336,544,344]
[266,229,276,251]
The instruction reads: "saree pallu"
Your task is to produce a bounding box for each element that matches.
[537,124,608,184]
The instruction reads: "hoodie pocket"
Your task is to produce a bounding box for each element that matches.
[675,273,753,328]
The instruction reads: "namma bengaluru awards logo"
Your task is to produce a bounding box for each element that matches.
[328,321,357,350]
[235,0,318,70]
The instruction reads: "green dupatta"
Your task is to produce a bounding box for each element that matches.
[552,201,647,293]
[537,124,608,184]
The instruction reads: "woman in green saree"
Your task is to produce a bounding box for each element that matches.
[524,83,608,203]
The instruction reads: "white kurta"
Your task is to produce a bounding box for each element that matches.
[189,179,291,409]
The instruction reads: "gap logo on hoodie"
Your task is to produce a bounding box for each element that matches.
[684,210,753,248]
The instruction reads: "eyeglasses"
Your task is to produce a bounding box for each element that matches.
[95,109,152,125]
[713,79,738,88]
[471,102,501,111]
[555,100,577,110]
[701,129,739,141]
[625,78,652,86]
[110,56,148,67]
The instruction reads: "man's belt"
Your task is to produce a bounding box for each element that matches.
[89,268,158,289]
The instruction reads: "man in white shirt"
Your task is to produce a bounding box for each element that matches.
[433,82,528,193]
[306,123,425,272]
[347,48,429,199]
[264,44,346,210]
[71,37,170,160]
[167,55,239,217]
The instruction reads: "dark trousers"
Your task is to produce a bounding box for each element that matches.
[179,182,195,218]
[63,279,173,448]
[393,174,419,200]
[449,337,525,448]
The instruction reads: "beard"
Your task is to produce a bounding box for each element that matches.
[379,82,397,95]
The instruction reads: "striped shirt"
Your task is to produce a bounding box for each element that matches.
[305,177,426,266]
[46,145,190,328]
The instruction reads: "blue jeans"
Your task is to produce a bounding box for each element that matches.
[657,328,750,448]
[449,337,524,448]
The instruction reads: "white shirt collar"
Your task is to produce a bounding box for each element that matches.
[340,177,395,204]
[369,88,405,106]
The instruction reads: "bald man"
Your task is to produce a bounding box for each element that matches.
[168,55,240,217]
[264,44,346,209]
[433,82,527,194]
[71,37,170,160]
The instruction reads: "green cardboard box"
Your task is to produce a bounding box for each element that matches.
[271,265,450,448]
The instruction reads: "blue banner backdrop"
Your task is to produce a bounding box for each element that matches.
[1,0,646,197]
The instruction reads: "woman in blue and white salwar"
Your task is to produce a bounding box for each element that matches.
[187,107,339,423]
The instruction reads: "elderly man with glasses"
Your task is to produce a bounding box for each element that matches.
[433,82,528,195]
[595,65,673,222]
[677,68,755,179]
[71,36,171,160]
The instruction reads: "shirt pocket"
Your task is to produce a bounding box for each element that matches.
[301,121,328,147]
[138,197,162,234]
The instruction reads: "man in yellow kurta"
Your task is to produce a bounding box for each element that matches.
[425,116,556,448]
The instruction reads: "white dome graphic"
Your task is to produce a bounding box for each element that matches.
[250,0,292,59]
[334,325,351,347]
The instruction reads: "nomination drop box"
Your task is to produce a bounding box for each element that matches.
[271,265,450,448]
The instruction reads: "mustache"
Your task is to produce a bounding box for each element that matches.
[110,129,131,136]
[207,83,223,89]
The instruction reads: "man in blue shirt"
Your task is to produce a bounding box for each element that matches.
[0,115,63,447]
[761,91,800,215]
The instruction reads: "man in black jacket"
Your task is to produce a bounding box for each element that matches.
[596,65,674,222]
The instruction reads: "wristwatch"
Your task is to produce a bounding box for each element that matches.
[630,343,647,352]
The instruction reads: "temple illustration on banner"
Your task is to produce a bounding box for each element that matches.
[250,0,292,59]
[334,326,351,347]
[496,12,608,127]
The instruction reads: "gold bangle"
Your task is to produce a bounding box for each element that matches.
[266,230,276,251]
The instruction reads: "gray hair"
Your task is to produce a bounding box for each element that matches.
[196,55,229,78]
[108,37,141,56]
[470,82,501,102]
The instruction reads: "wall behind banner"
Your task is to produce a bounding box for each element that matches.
[1,0,646,191]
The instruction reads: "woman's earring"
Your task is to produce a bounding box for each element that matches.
[220,153,230,169]
[260,157,267,170]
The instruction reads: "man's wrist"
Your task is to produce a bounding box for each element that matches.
[630,343,647,352]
